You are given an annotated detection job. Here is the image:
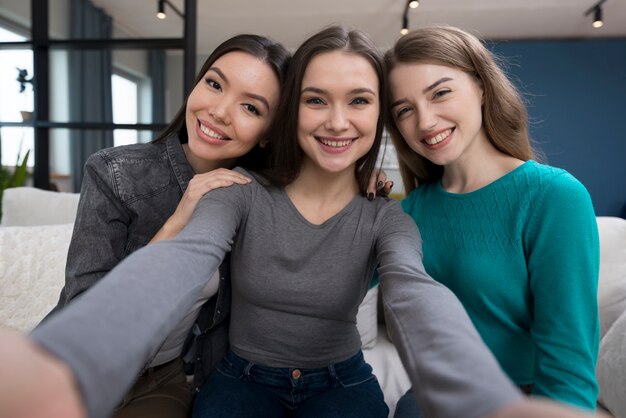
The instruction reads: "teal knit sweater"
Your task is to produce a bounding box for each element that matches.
[402,160,600,409]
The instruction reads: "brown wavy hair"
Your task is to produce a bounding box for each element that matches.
[384,25,536,194]
[262,25,386,194]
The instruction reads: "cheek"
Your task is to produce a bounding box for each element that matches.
[357,110,379,134]
[396,119,414,142]
[235,118,268,146]
[296,108,315,133]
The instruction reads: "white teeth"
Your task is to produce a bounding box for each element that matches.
[199,123,225,140]
[424,129,452,145]
[319,138,353,148]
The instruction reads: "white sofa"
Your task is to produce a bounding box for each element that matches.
[1,187,624,417]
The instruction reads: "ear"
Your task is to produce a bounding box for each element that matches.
[475,74,485,106]
[259,137,269,148]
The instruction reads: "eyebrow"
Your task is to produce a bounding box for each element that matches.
[301,86,377,96]
[207,66,270,111]
[423,77,453,94]
[390,77,453,108]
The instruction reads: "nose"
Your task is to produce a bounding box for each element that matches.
[325,105,349,132]
[417,104,437,132]
[209,101,231,125]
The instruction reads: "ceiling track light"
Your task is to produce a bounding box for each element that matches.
[156,0,184,20]
[592,6,603,28]
[584,0,607,29]
[400,15,409,35]
[401,0,418,35]
[157,0,166,19]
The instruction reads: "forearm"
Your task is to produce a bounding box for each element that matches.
[32,237,225,418]
[381,273,522,418]
[31,189,242,418]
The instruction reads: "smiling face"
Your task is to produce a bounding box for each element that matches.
[184,51,280,173]
[389,62,487,169]
[296,50,380,177]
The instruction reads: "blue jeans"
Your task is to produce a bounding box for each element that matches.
[394,388,422,418]
[192,350,389,418]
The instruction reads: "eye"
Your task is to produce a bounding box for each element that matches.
[433,89,450,99]
[206,78,221,91]
[350,97,370,105]
[243,103,261,115]
[395,106,412,119]
[304,97,325,106]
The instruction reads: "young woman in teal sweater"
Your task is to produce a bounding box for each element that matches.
[385,25,600,416]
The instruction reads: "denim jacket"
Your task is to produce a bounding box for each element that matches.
[46,134,229,389]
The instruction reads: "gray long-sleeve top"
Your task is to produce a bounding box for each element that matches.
[32,169,521,418]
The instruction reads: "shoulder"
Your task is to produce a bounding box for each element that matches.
[84,141,181,203]
[401,181,437,213]
[90,142,168,166]
[522,161,592,207]
[197,167,265,209]
[362,197,417,234]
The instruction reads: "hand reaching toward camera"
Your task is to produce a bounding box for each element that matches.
[151,168,252,242]
[0,329,85,418]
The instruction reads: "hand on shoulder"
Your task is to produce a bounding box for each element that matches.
[151,168,252,242]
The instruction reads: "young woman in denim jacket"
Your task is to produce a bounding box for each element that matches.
[8,25,607,418]
[42,34,291,418]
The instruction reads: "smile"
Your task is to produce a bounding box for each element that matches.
[199,122,230,141]
[316,136,355,148]
[424,128,453,145]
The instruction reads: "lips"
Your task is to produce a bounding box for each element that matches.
[423,128,453,145]
[316,136,355,148]
[198,120,230,141]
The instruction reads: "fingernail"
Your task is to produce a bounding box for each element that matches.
[377,181,384,189]
[367,193,374,201]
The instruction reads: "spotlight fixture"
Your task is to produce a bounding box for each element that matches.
[592,6,603,28]
[584,0,607,29]
[401,0,418,35]
[400,15,409,35]
[156,0,184,20]
[157,0,166,19]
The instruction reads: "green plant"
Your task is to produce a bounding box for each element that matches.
[0,149,31,221]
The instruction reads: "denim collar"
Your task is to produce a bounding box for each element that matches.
[165,135,195,193]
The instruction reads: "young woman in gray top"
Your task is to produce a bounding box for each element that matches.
[42,34,290,418]
[1,26,606,418]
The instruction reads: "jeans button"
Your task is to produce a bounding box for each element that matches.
[291,369,301,379]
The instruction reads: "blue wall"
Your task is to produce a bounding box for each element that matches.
[490,39,626,217]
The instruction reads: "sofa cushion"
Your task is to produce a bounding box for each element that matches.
[357,285,378,349]
[1,187,80,226]
[596,216,626,338]
[597,308,626,417]
[0,223,73,331]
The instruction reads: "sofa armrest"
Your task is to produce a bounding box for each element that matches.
[1,187,80,226]
[0,223,74,331]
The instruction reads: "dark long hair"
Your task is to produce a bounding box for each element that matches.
[154,34,290,171]
[384,25,535,193]
[263,26,386,194]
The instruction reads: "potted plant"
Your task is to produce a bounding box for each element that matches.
[0,148,30,221]
[16,67,33,121]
